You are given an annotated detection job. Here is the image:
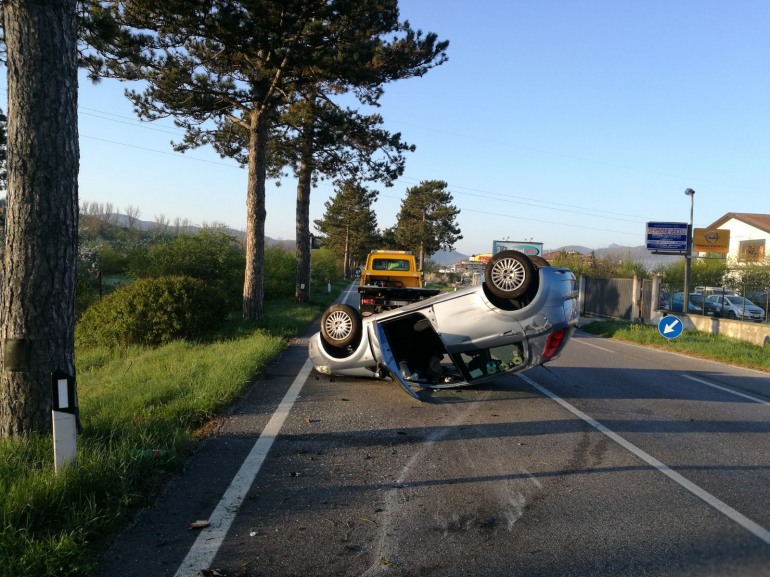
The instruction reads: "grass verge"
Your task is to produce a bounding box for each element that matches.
[0,284,344,577]
[579,319,770,372]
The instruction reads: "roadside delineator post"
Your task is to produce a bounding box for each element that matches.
[51,370,77,473]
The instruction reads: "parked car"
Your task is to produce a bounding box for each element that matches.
[694,286,729,297]
[745,290,768,311]
[309,251,579,399]
[706,294,766,322]
[670,292,704,314]
[689,293,719,316]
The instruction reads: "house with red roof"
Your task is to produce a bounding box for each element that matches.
[700,213,770,264]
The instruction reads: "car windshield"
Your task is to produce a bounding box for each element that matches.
[690,294,704,305]
[728,296,755,306]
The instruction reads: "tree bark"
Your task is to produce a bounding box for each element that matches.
[242,109,267,321]
[294,156,312,304]
[1,0,79,437]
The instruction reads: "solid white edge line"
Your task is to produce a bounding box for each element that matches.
[517,373,770,546]
[174,358,314,577]
[683,374,770,407]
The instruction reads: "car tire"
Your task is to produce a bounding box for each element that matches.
[484,250,534,299]
[726,311,737,320]
[529,255,550,268]
[320,304,363,349]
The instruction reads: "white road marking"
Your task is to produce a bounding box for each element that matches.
[683,374,770,407]
[573,337,616,353]
[517,372,770,546]
[340,281,359,306]
[174,358,313,577]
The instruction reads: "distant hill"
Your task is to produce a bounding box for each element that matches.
[431,244,681,270]
[97,214,298,248]
[549,244,681,270]
[429,249,469,265]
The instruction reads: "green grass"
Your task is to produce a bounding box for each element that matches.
[580,319,770,372]
[0,284,344,577]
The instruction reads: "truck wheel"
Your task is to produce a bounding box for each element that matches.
[485,250,534,299]
[320,304,362,349]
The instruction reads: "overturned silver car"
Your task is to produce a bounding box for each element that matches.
[308,251,579,399]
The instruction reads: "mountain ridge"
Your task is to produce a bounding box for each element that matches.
[431,244,681,270]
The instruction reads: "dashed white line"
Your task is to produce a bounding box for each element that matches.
[683,374,770,407]
[573,337,616,353]
[517,372,770,546]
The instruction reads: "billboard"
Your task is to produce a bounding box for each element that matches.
[492,240,543,256]
[693,228,730,253]
[646,222,688,253]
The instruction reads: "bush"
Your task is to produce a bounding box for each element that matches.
[75,276,226,348]
[264,245,296,299]
[311,248,343,283]
[75,264,99,319]
[127,229,245,310]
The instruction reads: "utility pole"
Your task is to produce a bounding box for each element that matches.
[683,188,695,304]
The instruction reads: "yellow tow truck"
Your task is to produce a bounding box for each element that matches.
[357,250,441,316]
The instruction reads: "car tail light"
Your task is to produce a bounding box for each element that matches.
[542,327,569,360]
[361,298,376,306]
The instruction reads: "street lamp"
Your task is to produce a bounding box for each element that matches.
[683,188,695,304]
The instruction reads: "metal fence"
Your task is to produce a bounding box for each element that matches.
[581,275,769,324]
[581,276,637,321]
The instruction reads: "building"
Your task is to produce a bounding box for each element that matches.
[701,213,770,264]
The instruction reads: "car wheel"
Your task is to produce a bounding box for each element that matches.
[726,310,737,320]
[529,255,550,268]
[320,304,363,349]
[484,250,534,299]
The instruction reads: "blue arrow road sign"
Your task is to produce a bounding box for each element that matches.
[658,315,684,339]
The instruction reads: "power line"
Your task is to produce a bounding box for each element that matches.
[377,191,640,239]
[80,135,242,169]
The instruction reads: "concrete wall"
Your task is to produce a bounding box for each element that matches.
[650,311,770,347]
[581,272,770,347]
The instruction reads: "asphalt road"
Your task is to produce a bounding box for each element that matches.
[99,293,770,577]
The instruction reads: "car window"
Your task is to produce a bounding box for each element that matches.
[392,260,410,271]
[456,343,526,381]
[373,259,410,271]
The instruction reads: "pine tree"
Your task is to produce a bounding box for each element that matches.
[0,0,79,436]
[394,180,462,269]
[279,98,416,302]
[314,181,379,277]
[84,0,448,319]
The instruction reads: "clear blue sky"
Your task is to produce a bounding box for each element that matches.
[65,1,770,255]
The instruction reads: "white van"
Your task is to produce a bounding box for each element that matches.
[694,286,733,297]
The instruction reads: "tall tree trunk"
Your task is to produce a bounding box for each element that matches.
[419,211,426,270]
[1,0,79,437]
[344,224,351,279]
[294,148,313,304]
[243,109,267,321]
